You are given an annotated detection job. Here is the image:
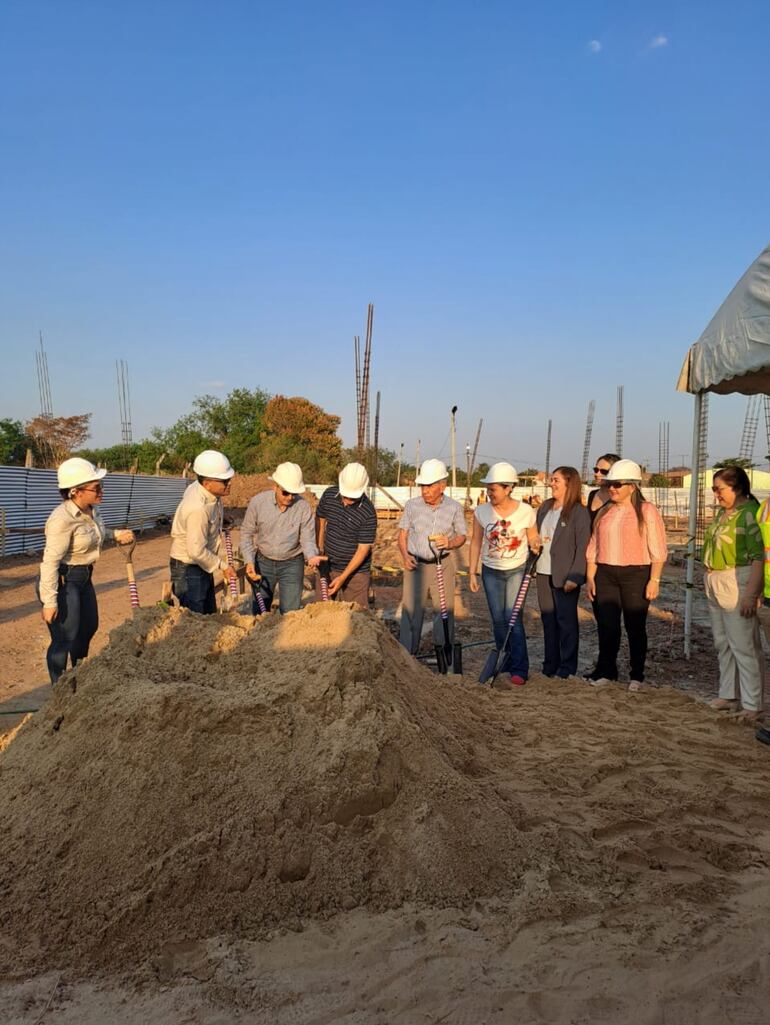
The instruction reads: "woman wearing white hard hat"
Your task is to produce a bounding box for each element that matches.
[315,462,377,606]
[169,450,237,614]
[240,462,323,614]
[469,462,541,685]
[584,459,667,690]
[38,458,135,683]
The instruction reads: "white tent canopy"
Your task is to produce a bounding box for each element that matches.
[677,243,770,395]
[677,242,770,656]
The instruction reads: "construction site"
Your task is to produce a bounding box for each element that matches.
[2,293,770,1020]
[2,5,770,1016]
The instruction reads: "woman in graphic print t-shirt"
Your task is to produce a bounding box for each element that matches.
[469,462,541,685]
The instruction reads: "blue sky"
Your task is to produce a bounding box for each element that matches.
[1,0,769,472]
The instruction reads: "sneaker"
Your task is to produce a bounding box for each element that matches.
[510,675,527,687]
[588,677,613,687]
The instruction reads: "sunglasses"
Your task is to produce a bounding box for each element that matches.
[279,488,293,497]
[593,467,609,475]
[607,481,634,489]
[79,483,104,493]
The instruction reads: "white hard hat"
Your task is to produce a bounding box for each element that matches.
[415,458,449,485]
[339,462,369,499]
[57,457,107,491]
[192,450,235,480]
[481,461,519,485]
[605,458,642,483]
[269,461,306,494]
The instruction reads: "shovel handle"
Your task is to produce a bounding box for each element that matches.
[223,529,239,600]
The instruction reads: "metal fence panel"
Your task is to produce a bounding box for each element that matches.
[0,467,188,558]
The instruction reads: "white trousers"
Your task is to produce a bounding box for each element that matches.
[704,566,764,711]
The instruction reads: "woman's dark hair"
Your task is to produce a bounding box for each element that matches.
[597,453,621,466]
[552,466,582,520]
[713,466,757,503]
[59,488,71,501]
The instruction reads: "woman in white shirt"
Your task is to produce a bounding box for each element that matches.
[39,458,133,683]
[469,462,540,685]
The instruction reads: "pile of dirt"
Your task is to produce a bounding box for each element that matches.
[0,605,604,972]
[2,602,769,981]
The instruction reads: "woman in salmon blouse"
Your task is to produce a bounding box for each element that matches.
[584,459,667,691]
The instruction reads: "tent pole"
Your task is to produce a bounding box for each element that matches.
[684,391,703,659]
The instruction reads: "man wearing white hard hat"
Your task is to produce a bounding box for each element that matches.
[398,458,467,655]
[315,462,377,606]
[169,450,237,614]
[240,462,323,614]
[39,458,135,683]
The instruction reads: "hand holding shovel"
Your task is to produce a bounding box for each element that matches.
[116,536,140,613]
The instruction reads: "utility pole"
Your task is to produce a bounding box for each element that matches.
[469,418,483,482]
[415,439,421,476]
[396,442,403,487]
[544,419,552,478]
[450,405,458,493]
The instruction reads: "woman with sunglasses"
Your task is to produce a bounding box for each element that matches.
[586,453,621,522]
[39,458,134,684]
[469,462,541,685]
[584,459,667,690]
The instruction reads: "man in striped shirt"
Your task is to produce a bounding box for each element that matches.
[398,458,467,655]
[315,462,377,606]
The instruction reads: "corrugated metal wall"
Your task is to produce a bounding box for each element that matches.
[0,467,189,557]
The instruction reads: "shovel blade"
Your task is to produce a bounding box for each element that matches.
[451,642,463,676]
[435,645,448,675]
[479,649,501,684]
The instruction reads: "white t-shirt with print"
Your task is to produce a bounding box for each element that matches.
[475,501,536,571]
[537,506,561,576]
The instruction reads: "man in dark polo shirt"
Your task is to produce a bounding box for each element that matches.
[315,462,377,606]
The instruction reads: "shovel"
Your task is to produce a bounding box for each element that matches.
[117,539,140,613]
[479,548,540,685]
[249,569,268,615]
[428,536,462,674]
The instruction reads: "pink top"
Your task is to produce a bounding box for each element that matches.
[586,502,667,566]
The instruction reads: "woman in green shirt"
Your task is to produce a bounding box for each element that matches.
[702,467,764,719]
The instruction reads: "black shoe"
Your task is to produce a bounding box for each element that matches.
[756,726,770,746]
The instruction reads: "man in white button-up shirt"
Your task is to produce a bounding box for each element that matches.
[169,450,237,614]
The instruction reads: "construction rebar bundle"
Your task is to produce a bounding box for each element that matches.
[116,360,133,451]
[544,419,552,478]
[355,304,374,454]
[615,385,624,457]
[35,332,53,419]
[372,390,381,489]
[739,395,761,463]
[580,400,596,483]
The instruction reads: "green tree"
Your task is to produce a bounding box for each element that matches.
[0,419,34,465]
[714,457,754,469]
[260,395,342,480]
[648,473,670,488]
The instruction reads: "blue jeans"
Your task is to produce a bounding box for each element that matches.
[43,564,99,684]
[252,553,305,614]
[170,559,216,614]
[481,564,529,679]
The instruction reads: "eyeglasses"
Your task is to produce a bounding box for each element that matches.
[79,483,103,493]
[279,489,293,497]
[593,467,609,476]
[607,481,633,489]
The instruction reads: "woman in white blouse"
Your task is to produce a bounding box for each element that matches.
[39,458,133,683]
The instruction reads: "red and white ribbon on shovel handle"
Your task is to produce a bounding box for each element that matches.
[318,557,330,601]
[118,541,140,611]
[223,529,239,607]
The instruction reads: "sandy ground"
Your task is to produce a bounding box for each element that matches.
[2,523,769,1025]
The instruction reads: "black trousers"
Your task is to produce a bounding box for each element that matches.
[45,564,98,684]
[536,573,581,678]
[594,563,651,682]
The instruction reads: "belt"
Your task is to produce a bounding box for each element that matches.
[411,553,448,565]
[60,563,93,575]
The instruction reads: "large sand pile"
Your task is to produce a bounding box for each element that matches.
[2,603,770,985]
